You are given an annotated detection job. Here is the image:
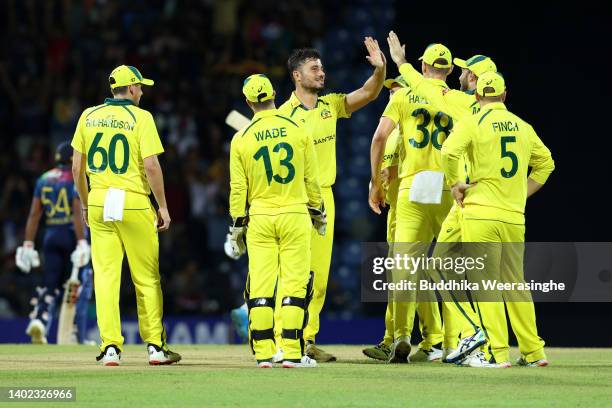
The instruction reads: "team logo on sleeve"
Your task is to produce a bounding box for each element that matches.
[320,109,332,119]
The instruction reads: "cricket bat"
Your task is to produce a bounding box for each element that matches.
[57,263,81,345]
[225,110,251,131]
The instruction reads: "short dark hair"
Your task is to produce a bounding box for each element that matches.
[287,48,321,82]
[112,86,128,95]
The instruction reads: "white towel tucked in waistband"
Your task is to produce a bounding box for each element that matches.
[103,188,126,222]
[409,171,444,204]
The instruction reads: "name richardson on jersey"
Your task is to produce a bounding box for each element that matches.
[86,115,135,131]
[254,127,287,141]
[492,121,519,132]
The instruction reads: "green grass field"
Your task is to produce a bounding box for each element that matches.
[1,345,611,407]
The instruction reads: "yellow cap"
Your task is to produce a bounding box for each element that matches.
[454,55,497,77]
[383,75,408,89]
[109,65,154,89]
[418,43,452,68]
[242,74,275,103]
[477,71,505,97]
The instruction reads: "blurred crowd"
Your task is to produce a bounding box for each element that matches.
[0,0,393,320]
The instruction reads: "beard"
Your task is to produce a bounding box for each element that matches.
[303,79,325,94]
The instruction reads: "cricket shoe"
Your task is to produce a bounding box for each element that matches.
[230,306,249,343]
[410,344,443,362]
[362,342,391,361]
[388,336,411,363]
[25,319,47,344]
[457,351,492,368]
[273,348,284,363]
[148,344,182,365]
[516,357,549,367]
[305,341,336,362]
[282,356,317,368]
[442,347,456,363]
[444,328,486,363]
[96,345,121,366]
[257,359,274,368]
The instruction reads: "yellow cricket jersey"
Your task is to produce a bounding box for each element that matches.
[399,63,480,120]
[399,63,480,183]
[278,92,351,188]
[441,102,555,224]
[229,108,322,218]
[382,81,455,191]
[71,98,164,208]
[381,127,401,205]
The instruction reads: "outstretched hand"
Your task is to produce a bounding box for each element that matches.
[387,31,407,67]
[364,37,386,69]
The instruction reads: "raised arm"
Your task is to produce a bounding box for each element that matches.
[344,37,386,114]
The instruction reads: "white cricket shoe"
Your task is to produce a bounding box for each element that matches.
[282,356,317,368]
[96,345,121,366]
[458,351,492,367]
[26,319,47,344]
[273,348,284,363]
[388,336,411,363]
[148,344,181,365]
[442,347,456,362]
[445,328,486,363]
[410,345,443,362]
[257,359,274,368]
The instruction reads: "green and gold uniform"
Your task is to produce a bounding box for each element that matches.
[277,92,349,343]
[382,81,458,347]
[230,108,321,361]
[71,97,166,352]
[442,101,555,363]
[399,62,482,348]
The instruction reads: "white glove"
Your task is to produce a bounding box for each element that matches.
[224,233,242,260]
[229,217,248,257]
[71,239,91,268]
[308,203,327,236]
[15,241,40,274]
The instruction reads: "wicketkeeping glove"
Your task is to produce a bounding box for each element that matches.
[15,241,40,274]
[70,239,91,268]
[228,216,248,257]
[308,202,327,236]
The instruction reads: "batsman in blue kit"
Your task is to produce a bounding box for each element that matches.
[15,142,93,344]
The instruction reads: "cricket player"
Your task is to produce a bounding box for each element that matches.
[369,43,459,363]
[71,65,180,366]
[362,77,442,362]
[15,142,92,344]
[229,74,324,368]
[277,38,386,362]
[387,31,497,359]
[441,71,554,367]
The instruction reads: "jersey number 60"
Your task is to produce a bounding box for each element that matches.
[88,132,129,174]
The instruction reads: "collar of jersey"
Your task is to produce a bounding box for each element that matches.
[424,78,448,88]
[104,98,136,106]
[483,101,507,111]
[252,108,280,120]
[289,92,322,110]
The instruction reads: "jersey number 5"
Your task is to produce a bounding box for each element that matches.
[500,136,518,178]
[253,142,295,185]
[88,132,129,174]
